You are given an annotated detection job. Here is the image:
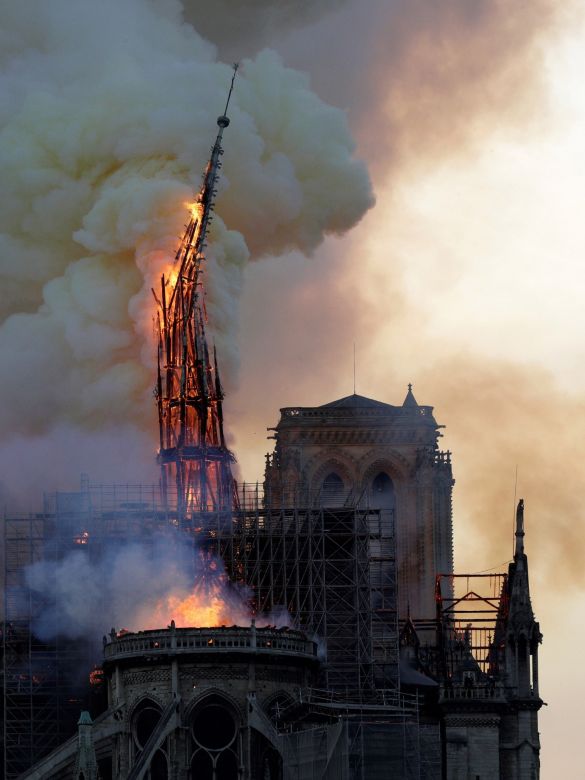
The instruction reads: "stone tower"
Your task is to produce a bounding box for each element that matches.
[500,499,543,778]
[264,388,454,620]
[438,500,543,779]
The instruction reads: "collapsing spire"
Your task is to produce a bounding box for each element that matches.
[155,66,238,526]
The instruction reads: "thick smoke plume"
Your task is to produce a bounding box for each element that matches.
[226,0,580,590]
[25,532,289,640]
[182,0,349,59]
[0,0,372,453]
[272,0,571,176]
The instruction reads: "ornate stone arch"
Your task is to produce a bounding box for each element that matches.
[184,686,243,723]
[127,693,168,769]
[357,449,411,489]
[126,691,165,726]
[304,449,358,495]
[186,688,242,777]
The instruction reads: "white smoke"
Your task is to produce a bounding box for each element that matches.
[25,534,250,639]
[0,0,373,452]
[25,529,295,640]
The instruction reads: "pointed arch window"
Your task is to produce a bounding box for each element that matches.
[131,700,169,780]
[189,696,240,780]
[322,472,344,506]
[370,472,395,509]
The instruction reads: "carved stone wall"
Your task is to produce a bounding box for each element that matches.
[265,392,454,619]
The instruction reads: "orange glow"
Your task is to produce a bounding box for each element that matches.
[157,202,203,302]
[145,569,249,629]
[188,200,203,223]
[89,666,104,687]
[166,266,179,288]
[73,530,89,545]
[149,582,240,628]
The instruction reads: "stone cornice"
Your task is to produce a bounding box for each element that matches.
[278,428,434,448]
[444,714,502,728]
[507,697,543,712]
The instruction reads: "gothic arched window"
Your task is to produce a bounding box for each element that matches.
[190,696,239,780]
[131,700,169,780]
[322,472,344,506]
[370,472,395,509]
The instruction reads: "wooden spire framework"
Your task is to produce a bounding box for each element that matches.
[155,66,238,525]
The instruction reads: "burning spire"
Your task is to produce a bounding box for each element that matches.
[155,65,238,527]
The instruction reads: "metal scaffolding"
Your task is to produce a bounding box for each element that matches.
[3,480,405,778]
[3,510,88,777]
[276,687,439,780]
[2,483,173,778]
[435,572,509,681]
[212,485,399,695]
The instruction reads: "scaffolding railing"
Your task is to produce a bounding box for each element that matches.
[435,573,509,680]
[213,502,398,696]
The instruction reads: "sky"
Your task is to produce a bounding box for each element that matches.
[228,2,584,774]
[1,0,583,773]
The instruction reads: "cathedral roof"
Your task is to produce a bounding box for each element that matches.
[399,658,439,687]
[319,394,397,410]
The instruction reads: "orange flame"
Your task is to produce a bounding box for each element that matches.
[159,201,202,292]
[146,578,250,629]
[73,530,89,545]
[89,666,104,687]
[188,200,203,223]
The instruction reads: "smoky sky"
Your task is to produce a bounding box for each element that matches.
[192,0,569,174]
[1,0,583,596]
[0,0,373,506]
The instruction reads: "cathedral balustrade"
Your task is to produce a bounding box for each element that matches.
[103,625,317,663]
[439,683,507,702]
[279,405,435,420]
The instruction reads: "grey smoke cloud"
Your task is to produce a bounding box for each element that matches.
[181,0,349,59]
[25,534,253,640]
[0,0,372,448]
[274,0,570,174]
[0,0,573,505]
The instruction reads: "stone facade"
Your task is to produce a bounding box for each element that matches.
[264,389,454,619]
[20,625,318,779]
[103,624,318,779]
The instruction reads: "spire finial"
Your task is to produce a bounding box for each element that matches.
[403,383,418,409]
[515,498,525,558]
[217,63,239,128]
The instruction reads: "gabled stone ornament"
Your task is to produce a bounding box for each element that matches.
[73,711,99,780]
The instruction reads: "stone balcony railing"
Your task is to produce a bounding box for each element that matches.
[279,405,435,420]
[439,684,507,703]
[103,624,317,664]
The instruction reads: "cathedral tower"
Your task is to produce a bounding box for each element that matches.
[264,387,454,620]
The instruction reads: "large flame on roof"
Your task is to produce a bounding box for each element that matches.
[143,553,252,629]
[148,581,251,628]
